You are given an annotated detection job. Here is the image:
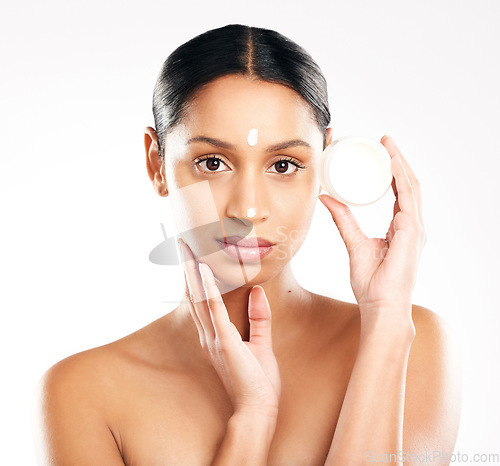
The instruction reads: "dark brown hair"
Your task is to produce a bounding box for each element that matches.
[152,24,331,157]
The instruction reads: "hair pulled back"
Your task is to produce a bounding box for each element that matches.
[152,24,331,157]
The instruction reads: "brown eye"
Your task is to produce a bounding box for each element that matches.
[205,159,220,171]
[273,160,293,174]
[195,155,229,173]
[268,158,305,176]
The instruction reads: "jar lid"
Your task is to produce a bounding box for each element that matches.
[320,136,393,206]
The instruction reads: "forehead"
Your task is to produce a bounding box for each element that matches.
[181,75,319,141]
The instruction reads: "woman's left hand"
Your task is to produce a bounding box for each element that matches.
[319,135,427,316]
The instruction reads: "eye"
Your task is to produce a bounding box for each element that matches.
[195,155,230,173]
[268,157,306,177]
[193,155,307,177]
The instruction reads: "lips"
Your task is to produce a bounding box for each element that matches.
[215,236,275,262]
[217,236,275,247]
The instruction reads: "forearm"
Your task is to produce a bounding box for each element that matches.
[211,411,277,466]
[325,308,415,465]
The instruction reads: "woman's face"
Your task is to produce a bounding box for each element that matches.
[157,74,330,290]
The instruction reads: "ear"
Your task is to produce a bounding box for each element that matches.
[144,126,168,197]
[318,127,334,195]
[325,127,334,147]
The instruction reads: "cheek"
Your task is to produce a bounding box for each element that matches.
[272,187,317,259]
[164,158,189,192]
[168,180,227,260]
[276,178,318,222]
[169,181,215,231]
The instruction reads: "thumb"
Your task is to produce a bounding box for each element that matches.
[248,286,272,348]
[318,194,367,252]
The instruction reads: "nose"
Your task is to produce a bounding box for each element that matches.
[225,172,270,224]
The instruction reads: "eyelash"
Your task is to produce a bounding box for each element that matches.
[194,154,307,177]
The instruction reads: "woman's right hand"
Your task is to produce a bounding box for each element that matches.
[178,238,281,419]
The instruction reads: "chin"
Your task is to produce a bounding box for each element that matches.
[204,253,287,293]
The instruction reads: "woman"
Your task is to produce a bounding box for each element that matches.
[33,24,461,465]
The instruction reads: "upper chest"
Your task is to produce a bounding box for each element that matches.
[110,341,357,466]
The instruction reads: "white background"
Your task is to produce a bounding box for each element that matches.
[1,0,499,463]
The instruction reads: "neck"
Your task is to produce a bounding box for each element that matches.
[177,262,313,343]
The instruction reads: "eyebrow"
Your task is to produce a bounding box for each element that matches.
[187,136,312,153]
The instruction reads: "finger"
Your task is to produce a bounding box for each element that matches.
[318,194,367,252]
[381,135,419,187]
[385,193,400,242]
[381,135,424,225]
[179,244,207,344]
[393,193,401,219]
[390,174,397,198]
[247,286,273,349]
[182,267,204,342]
[198,262,233,339]
[390,152,418,216]
[178,239,215,342]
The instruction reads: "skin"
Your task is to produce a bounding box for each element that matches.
[33,75,461,465]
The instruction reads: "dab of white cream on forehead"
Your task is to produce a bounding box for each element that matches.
[247,128,259,147]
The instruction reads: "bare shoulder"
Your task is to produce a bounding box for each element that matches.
[309,294,459,356]
[33,345,123,464]
[34,314,174,412]
[34,334,134,402]
[406,304,462,411]
[404,304,462,453]
[35,315,165,396]
[32,315,174,465]
[409,304,461,367]
[312,298,462,452]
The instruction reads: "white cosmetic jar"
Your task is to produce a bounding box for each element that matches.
[319,136,393,206]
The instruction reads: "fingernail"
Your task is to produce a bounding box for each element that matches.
[385,135,397,149]
[318,194,332,207]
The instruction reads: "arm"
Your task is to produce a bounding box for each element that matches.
[325,309,415,464]
[325,305,460,464]
[32,355,125,466]
[319,135,460,464]
[211,411,277,465]
[178,239,281,465]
